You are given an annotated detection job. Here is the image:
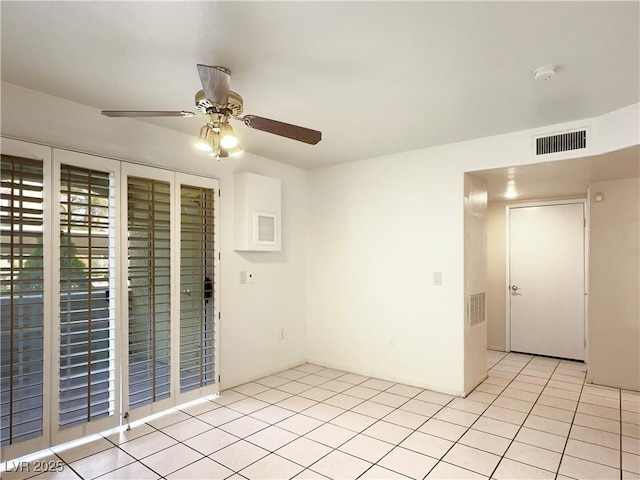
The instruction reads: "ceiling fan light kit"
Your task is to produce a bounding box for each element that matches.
[219,123,239,149]
[195,125,215,152]
[102,64,322,160]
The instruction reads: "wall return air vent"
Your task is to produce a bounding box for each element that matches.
[535,129,587,155]
[468,292,486,327]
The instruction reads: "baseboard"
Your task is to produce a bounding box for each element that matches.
[487,346,506,352]
[221,359,307,391]
[305,357,467,398]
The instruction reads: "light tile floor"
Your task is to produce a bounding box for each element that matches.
[3,351,639,480]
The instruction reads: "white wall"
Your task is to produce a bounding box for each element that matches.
[486,202,507,351]
[307,103,639,395]
[463,174,488,393]
[307,158,466,393]
[1,82,308,389]
[588,178,640,390]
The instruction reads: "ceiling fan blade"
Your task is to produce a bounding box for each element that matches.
[102,110,195,117]
[197,64,230,106]
[242,115,322,145]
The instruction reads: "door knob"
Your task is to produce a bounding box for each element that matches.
[511,285,519,292]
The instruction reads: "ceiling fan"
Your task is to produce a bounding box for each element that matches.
[102,64,322,159]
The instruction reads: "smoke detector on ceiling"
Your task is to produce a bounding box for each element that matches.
[533,65,556,81]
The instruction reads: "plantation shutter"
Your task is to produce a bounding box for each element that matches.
[179,185,216,393]
[58,165,116,428]
[0,155,45,446]
[127,176,172,409]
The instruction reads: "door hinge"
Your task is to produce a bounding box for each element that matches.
[218,189,221,197]
[218,312,221,320]
[218,252,221,261]
[218,375,221,383]
[584,218,586,227]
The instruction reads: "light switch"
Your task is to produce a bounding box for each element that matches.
[433,272,442,286]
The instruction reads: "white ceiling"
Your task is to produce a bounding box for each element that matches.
[1,2,639,169]
[470,145,640,203]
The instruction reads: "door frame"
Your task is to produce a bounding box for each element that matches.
[504,198,589,362]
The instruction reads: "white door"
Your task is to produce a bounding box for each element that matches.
[509,202,586,360]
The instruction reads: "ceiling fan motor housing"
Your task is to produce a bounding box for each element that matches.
[195,89,243,117]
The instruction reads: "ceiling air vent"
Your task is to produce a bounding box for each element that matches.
[536,130,586,155]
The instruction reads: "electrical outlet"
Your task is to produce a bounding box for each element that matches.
[433,272,442,286]
[247,272,254,284]
[389,337,396,348]
[279,328,285,340]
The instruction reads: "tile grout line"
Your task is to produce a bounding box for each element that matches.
[228,365,479,479]
[261,368,400,476]
[55,358,508,480]
[102,368,635,478]
[417,352,529,478]
[458,353,542,479]
[53,359,524,480]
[0,363,451,479]
[620,388,623,480]
[352,390,463,479]
[399,353,544,479]
[488,355,567,480]
[554,382,629,477]
[11,356,624,480]
[481,355,592,477]
[441,353,541,478]
[96,404,247,479]
[283,368,436,479]
[130,375,333,478]
[196,365,410,478]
